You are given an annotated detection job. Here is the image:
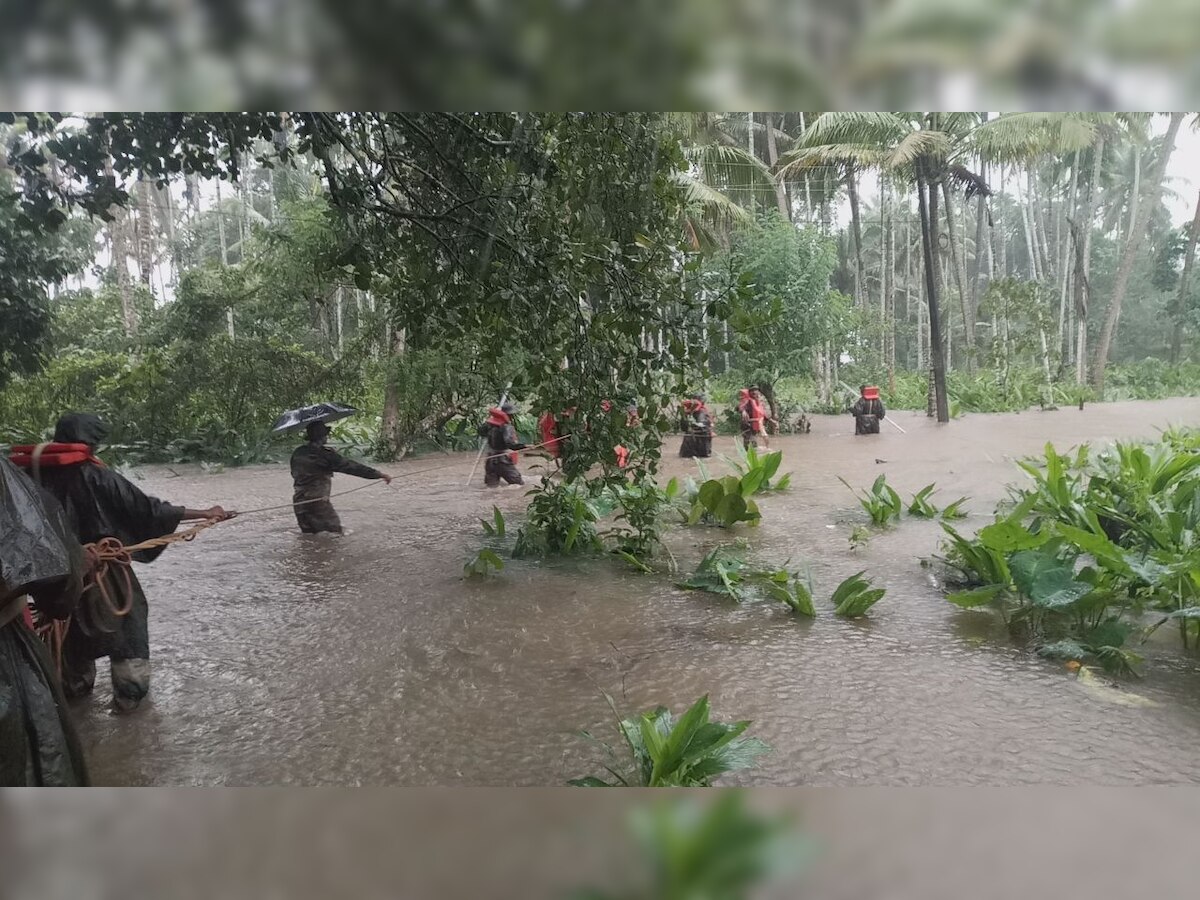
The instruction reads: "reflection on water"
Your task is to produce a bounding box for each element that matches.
[71,398,1200,785]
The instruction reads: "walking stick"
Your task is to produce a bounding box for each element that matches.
[466,384,511,485]
[884,417,907,434]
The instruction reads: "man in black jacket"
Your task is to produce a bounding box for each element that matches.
[291,421,391,534]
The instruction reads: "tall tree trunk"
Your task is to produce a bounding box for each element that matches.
[133,179,156,287]
[799,112,813,223]
[215,178,234,338]
[941,179,973,373]
[1019,172,1040,281]
[1057,149,1080,359]
[1093,113,1184,392]
[918,167,950,423]
[747,111,756,215]
[764,113,790,220]
[1077,135,1105,385]
[884,179,896,391]
[380,327,407,459]
[1127,142,1141,246]
[995,165,1008,278]
[847,166,866,310]
[1171,189,1200,363]
[104,151,138,338]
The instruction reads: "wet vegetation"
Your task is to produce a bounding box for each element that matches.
[938,428,1200,673]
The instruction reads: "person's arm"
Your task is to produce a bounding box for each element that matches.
[504,425,528,451]
[327,449,393,483]
[877,400,886,419]
[181,506,235,521]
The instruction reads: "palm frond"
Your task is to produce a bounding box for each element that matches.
[799,112,911,149]
[777,144,886,178]
[887,130,950,168]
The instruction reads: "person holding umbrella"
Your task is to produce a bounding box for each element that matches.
[277,403,392,534]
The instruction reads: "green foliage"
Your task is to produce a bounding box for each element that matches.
[840,474,903,527]
[480,505,507,538]
[570,694,770,787]
[677,548,757,601]
[830,572,886,618]
[463,548,505,578]
[685,475,763,528]
[939,496,970,520]
[907,483,940,518]
[722,445,791,492]
[514,481,604,557]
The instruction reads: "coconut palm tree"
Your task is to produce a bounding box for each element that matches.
[1092,112,1187,392]
[779,112,992,422]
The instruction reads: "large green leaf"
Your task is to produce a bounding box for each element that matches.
[978,521,1049,553]
[1009,550,1066,598]
[698,479,725,512]
[946,583,1008,608]
[715,493,748,526]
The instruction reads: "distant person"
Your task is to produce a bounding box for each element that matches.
[1,456,90,784]
[291,421,391,533]
[739,387,774,449]
[679,395,714,458]
[851,385,886,435]
[14,413,234,711]
[481,403,527,486]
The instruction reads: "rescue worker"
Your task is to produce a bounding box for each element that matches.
[482,403,527,486]
[16,413,233,711]
[739,387,775,449]
[291,421,392,534]
[679,395,714,458]
[1,456,90,784]
[850,385,887,435]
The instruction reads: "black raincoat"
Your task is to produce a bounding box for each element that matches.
[36,414,185,707]
[851,397,886,435]
[1,457,90,785]
[679,406,713,458]
[290,443,385,534]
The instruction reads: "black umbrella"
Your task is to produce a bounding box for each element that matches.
[271,402,358,434]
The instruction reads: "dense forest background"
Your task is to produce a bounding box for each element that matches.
[2,112,1198,464]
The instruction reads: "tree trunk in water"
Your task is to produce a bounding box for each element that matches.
[847,166,866,310]
[764,113,790,220]
[1077,135,1104,385]
[1171,189,1200,363]
[941,179,973,373]
[1093,113,1184,392]
[918,168,950,423]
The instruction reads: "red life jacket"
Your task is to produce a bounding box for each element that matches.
[539,412,561,456]
[485,408,511,427]
[9,442,104,471]
[615,445,630,468]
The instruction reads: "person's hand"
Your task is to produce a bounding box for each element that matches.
[205,505,232,520]
[381,473,393,485]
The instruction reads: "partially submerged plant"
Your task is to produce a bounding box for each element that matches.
[840,474,902,527]
[570,693,770,787]
[721,445,792,492]
[830,571,885,618]
[677,548,814,615]
[463,548,505,578]
[907,483,940,518]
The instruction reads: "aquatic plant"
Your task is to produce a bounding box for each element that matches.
[685,476,763,528]
[840,474,902,527]
[463,548,505,578]
[570,694,770,788]
[479,505,506,537]
[907,483,940,518]
[721,445,792,492]
[830,572,885,618]
[514,481,604,557]
[939,496,970,520]
[677,549,813,615]
[763,568,816,617]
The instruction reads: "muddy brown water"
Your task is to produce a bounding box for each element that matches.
[71,398,1200,785]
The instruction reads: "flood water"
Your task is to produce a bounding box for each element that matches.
[72,398,1200,785]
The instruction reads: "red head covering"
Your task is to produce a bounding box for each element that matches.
[485,407,510,426]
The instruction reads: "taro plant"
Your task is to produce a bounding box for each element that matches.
[570,693,770,788]
[907,483,940,518]
[763,568,816,617]
[676,548,756,601]
[479,505,507,538]
[685,476,763,528]
[830,572,885,618]
[939,496,970,520]
[463,548,505,578]
[721,445,792,492]
[840,474,902,527]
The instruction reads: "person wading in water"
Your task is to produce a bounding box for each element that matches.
[481,403,528,487]
[15,413,234,711]
[290,422,391,534]
[850,385,887,435]
[1,456,90,784]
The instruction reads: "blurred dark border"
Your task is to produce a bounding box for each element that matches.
[1,1,1197,110]
[3,788,1197,898]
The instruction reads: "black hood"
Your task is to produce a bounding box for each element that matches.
[53,413,109,448]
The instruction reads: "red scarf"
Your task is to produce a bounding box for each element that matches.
[9,442,104,470]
